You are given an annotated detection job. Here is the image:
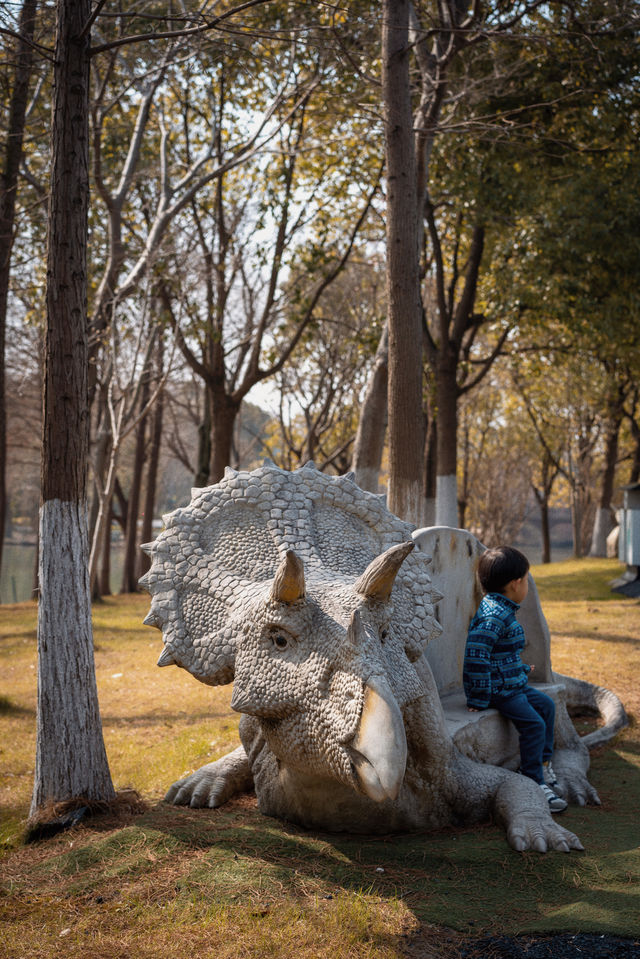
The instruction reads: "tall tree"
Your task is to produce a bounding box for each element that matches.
[268,260,381,473]
[0,0,39,577]
[161,37,380,487]
[379,0,639,525]
[31,0,114,817]
[382,0,425,524]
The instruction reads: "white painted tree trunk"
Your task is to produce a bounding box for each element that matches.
[31,0,114,817]
[423,496,436,528]
[436,474,458,528]
[589,507,615,558]
[31,501,114,815]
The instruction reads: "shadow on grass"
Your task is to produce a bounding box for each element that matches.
[99,709,238,726]
[553,629,640,646]
[27,739,634,940]
[3,741,639,959]
[0,695,33,717]
[0,629,37,647]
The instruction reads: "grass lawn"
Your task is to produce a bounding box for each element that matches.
[0,558,638,958]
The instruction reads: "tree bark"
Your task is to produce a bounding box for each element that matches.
[427,222,485,528]
[139,337,164,577]
[630,410,640,485]
[0,0,38,576]
[193,384,212,488]
[540,497,551,564]
[435,350,459,527]
[98,494,113,596]
[210,391,241,484]
[351,325,388,493]
[31,0,114,817]
[382,0,425,524]
[422,411,437,526]
[589,385,625,557]
[532,450,557,564]
[121,373,149,593]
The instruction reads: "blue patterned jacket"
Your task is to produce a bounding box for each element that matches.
[463,592,531,709]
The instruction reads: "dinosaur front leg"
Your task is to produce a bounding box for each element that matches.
[492,773,584,853]
[165,745,253,808]
[448,753,584,853]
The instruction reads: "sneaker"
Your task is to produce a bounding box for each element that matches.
[543,761,559,789]
[540,782,568,813]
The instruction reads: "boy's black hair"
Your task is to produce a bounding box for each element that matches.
[477,546,530,594]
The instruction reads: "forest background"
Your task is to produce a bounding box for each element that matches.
[1,0,640,610]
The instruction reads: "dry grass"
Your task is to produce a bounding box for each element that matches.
[1,559,639,957]
[531,558,640,720]
[0,594,241,837]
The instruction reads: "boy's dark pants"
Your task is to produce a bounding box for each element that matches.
[490,685,556,785]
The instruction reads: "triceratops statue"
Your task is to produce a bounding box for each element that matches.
[140,463,622,853]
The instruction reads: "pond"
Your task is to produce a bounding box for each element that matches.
[1,542,126,604]
[1,536,574,604]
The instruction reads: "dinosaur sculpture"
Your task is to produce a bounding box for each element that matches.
[140,463,625,853]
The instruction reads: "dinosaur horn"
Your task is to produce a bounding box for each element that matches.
[355,541,414,601]
[346,608,367,648]
[270,549,306,603]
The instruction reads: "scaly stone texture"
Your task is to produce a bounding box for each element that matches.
[141,464,608,853]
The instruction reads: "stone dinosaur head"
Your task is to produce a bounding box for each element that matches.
[140,464,442,803]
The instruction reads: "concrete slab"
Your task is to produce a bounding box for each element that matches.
[442,683,567,767]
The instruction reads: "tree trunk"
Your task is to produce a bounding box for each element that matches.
[457,417,469,531]
[89,439,120,598]
[121,375,149,593]
[98,494,113,596]
[589,389,624,557]
[31,0,114,817]
[630,412,640,485]
[532,450,557,564]
[382,0,425,524]
[351,325,388,492]
[533,485,552,564]
[540,498,551,564]
[194,385,212,488]
[139,339,164,577]
[88,386,112,547]
[435,352,458,527]
[568,439,582,560]
[210,391,241,484]
[422,411,437,527]
[0,0,38,576]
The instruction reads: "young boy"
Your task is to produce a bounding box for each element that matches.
[463,546,567,813]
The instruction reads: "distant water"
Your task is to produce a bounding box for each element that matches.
[1,542,125,604]
[2,535,578,603]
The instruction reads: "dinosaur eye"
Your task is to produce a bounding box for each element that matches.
[266,626,296,652]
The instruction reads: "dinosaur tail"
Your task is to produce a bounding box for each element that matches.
[552,672,629,750]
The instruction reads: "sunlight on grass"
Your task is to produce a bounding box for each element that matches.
[1,560,639,956]
[531,558,640,718]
